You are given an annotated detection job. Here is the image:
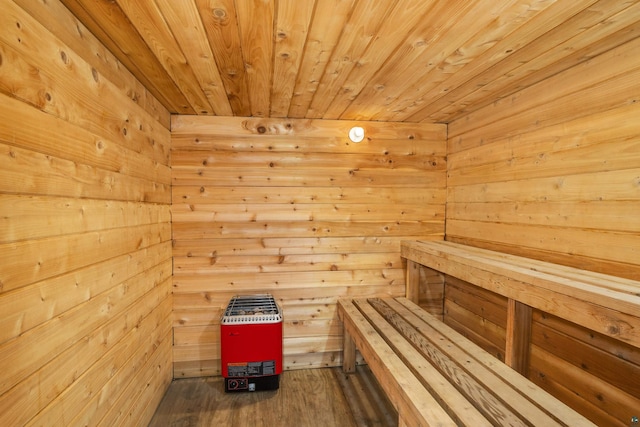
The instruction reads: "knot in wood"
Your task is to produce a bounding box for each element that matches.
[212,8,226,19]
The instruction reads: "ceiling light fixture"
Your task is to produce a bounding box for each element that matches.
[348,126,365,143]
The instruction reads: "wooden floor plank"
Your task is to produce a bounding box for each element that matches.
[148,367,397,427]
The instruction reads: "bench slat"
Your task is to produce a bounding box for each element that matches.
[352,299,493,427]
[337,299,458,426]
[447,244,638,303]
[393,297,597,427]
[423,241,638,294]
[371,298,567,426]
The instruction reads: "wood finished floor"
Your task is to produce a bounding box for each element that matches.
[149,366,397,427]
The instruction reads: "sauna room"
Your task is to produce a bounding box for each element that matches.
[1,0,639,426]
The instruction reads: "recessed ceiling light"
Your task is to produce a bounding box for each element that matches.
[349,126,365,143]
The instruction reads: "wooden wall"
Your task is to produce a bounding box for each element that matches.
[171,116,446,377]
[443,277,507,361]
[445,32,640,426]
[0,1,173,426]
[446,36,640,280]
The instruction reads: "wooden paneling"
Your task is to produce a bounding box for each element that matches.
[171,116,446,377]
[530,311,640,427]
[447,34,640,279]
[56,1,640,123]
[446,30,640,425]
[443,277,507,361]
[0,2,172,426]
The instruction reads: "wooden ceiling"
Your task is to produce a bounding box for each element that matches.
[60,0,640,123]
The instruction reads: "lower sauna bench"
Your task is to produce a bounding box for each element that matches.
[338,297,596,426]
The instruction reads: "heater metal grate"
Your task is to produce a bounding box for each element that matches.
[222,294,282,324]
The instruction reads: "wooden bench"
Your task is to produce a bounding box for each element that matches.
[401,240,640,373]
[338,297,596,426]
[338,241,640,426]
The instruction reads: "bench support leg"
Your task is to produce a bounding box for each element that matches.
[406,260,445,319]
[343,327,356,373]
[405,260,421,304]
[505,299,532,376]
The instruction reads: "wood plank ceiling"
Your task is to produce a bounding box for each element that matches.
[60,0,640,123]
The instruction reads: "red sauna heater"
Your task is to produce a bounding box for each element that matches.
[220,294,283,392]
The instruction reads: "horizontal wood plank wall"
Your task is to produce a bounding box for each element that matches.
[0,1,173,426]
[171,116,446,377]
[530,310,640,427]
[443,276,507,362]
[447,35,640,280]
[446,34,640,426]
